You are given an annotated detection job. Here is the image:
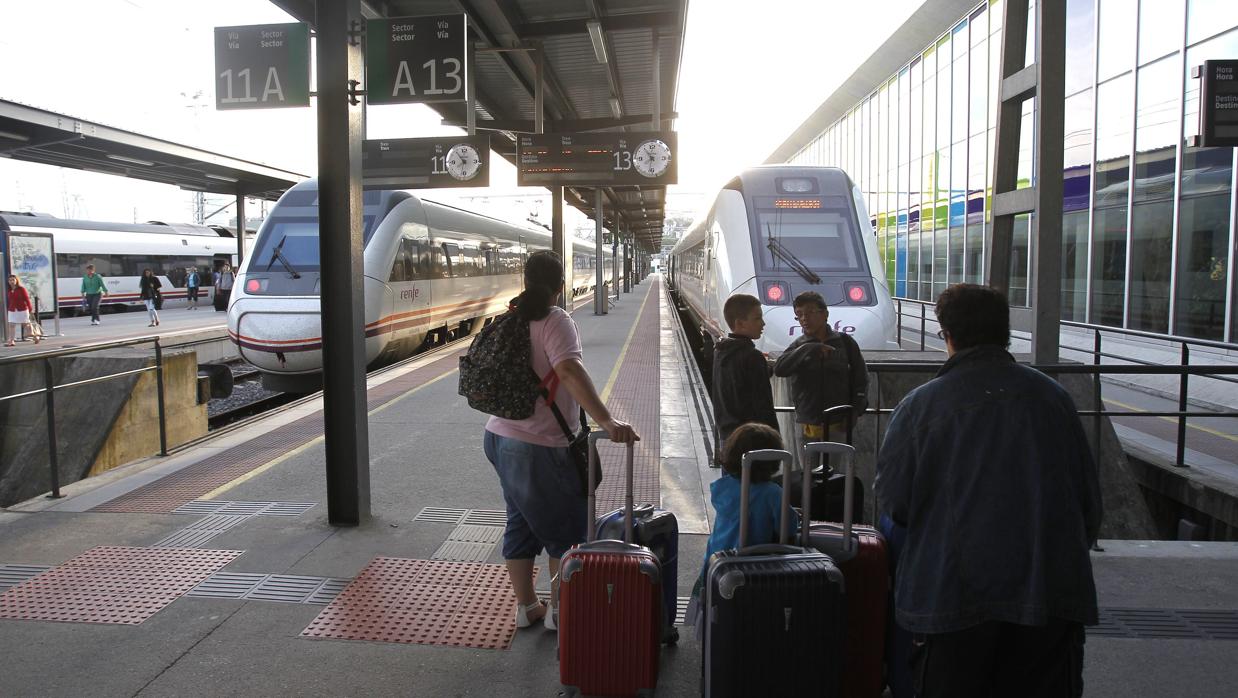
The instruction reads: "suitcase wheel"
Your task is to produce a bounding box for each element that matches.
[664,626,679,646]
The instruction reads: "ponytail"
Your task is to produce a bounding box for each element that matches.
[514,250,564,322]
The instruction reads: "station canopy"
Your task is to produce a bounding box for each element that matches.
[0,99,306,201]
[271,0,687,252]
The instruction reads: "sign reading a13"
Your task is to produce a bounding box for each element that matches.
[367,15,468,105]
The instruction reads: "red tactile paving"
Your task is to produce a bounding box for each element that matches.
[0,546,242,625]
[596,279,663,514]
[92,347,466,514]
[301,557,538,650]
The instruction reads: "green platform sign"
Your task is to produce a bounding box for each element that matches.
[366,15,468,105]
[214,23,310,110]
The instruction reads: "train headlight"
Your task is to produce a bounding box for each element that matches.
[245,278,267,294]
[763,281,790,305]
[845,282,869,304]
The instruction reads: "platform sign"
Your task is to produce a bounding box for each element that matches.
[517,132,677,187]
[214,23,310,110]
[366,15,468,105]
[362,135,490,189]
[1197,60,1238,148]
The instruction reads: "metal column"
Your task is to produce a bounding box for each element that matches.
[612,234,620,301]
[235,194,246,268]
[552,186,567,310]
[316,0,370,526]
[985,0,1066,364]
[594,189,605,315]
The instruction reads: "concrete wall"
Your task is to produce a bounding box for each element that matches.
[774,351,1159,539]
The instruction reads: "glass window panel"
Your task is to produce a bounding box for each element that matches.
[1062,210,1090,321]
[950,141,966,283]
[1176,29,1238,339]
[1140,0,1185,65]
[989,32,1001,130]
[1065,0,1096,96]
[1092,73,1134,327]
[970,34,987,139]
[972,5,987,46]
[1064,89,1095,172]
[1095,74,1134,193]
[1018,100,1035,188]
[953,23,969,140]
[967,133,987,283]
[991,0,1004,33]
[1131,57,1178,332]
[1097,0,1137,81]
[1010,213,1030,306]
[1187,0,1238,45]
[938,50,951,151]
[1063,88,1095,322]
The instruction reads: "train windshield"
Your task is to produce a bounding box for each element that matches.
[757,208,863,273]
[249,215,377,274]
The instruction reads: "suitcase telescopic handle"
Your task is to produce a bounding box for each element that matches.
[587,431,636,544]
[739,449,795,548]
[802,441,857,551]
[822,404,854,445]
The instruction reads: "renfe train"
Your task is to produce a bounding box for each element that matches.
[0,212,243,314]
[668,166,898,359]
[228,179,618,392]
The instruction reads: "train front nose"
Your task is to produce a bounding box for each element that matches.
[758,305,892,355]
[229,296,325,375]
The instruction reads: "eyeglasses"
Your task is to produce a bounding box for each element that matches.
[936,329,947,339]
[794,308,827,322]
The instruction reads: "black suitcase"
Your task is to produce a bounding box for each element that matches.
[783,405,864,521]
[702,449,846,698]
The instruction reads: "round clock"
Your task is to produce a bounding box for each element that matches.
[445,143,483,181]
[632,139,672,179]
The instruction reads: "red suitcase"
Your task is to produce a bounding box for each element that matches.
[800,441,889,698]
[559,433,661,697]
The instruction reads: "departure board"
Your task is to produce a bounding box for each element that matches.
[362,135,489,189]
[516,132,677,187]
[1198,60,1238,148]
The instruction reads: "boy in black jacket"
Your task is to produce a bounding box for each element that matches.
[712,294,779,445]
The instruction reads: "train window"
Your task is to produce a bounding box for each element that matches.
[757,209,862,272]
[389,241,409,282]
[440,242,458,278]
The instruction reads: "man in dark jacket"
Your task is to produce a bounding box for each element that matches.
[874,284,1102,698]
[772,291,868,442]
[712,293,778,445]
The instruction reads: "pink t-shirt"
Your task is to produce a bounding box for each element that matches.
[485,306,583,447]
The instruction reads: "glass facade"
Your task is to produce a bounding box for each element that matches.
[786,0,1238,342]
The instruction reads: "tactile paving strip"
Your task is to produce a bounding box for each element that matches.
[92,347,466,515]
[595,279,663,514]
[301,557,537,650]
[173,500,317,517]
[1090,608,1238,640]
[0,565,52,591]
[0,546,241,625]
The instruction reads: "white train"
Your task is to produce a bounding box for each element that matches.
[0,212,243,314]
[668,166,898,357]
[228,179,619,392]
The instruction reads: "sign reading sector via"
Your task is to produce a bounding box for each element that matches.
[1197,59,1238,148]
[517,132,677,187]
[362,135,490,189]
[214,23,310,110]
[366,15,468,105]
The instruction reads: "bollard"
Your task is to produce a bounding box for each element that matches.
[155,338,168,456]
[44,358,62,498]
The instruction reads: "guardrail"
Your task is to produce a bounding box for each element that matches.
[0,331,227,499]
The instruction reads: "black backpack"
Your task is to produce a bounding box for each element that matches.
[458,309,545,419]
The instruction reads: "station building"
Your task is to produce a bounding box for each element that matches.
[768,0,1238,343]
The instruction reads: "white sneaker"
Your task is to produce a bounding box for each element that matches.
[544,603,557,631]
[514,600,545,629]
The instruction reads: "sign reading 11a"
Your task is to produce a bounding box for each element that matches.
[214,23,310,110]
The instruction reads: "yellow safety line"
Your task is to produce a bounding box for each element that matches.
[201,366,460,499]
[598,281,654,405]
[1102,396,1238,443]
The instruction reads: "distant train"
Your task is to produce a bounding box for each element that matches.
[228,179,619,392]
[0,211,245,314]
[668,166,898,358]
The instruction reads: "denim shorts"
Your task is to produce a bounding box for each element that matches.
[483,430,587,559]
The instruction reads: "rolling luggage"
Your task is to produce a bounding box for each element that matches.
[596,503,680,644]
[800,441,890,698]
[559,432,662,697]
[702,449,846,698]
[785,405,864,522]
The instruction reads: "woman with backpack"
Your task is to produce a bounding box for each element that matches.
[481,250,639,632]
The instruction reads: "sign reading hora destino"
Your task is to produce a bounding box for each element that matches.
[366,15,468,105]
[1197,59,1238,148]
[361,135,490,189]
[516,132,678,187]
[214,23,310,110]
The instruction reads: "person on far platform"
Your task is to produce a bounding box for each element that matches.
[5,275,39,347]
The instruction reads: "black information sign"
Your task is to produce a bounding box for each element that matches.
[214,23,310,110]
[517,132,677,187]
[362,135,490,189]
[366,15,468,105]
[1197,59,1238,148]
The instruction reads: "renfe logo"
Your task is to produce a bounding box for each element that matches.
[789,320,855,337]
[399,287,422,301]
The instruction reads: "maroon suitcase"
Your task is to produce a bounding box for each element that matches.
[559,432,661,697]
[800,441,890,698]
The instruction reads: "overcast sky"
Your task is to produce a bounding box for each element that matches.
[0,0,923,226]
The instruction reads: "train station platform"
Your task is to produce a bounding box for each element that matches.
[2,306,236,363]
[2,275,1237,697]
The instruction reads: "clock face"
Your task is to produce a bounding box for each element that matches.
[633,139,671,179]
[445,144,482,181]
